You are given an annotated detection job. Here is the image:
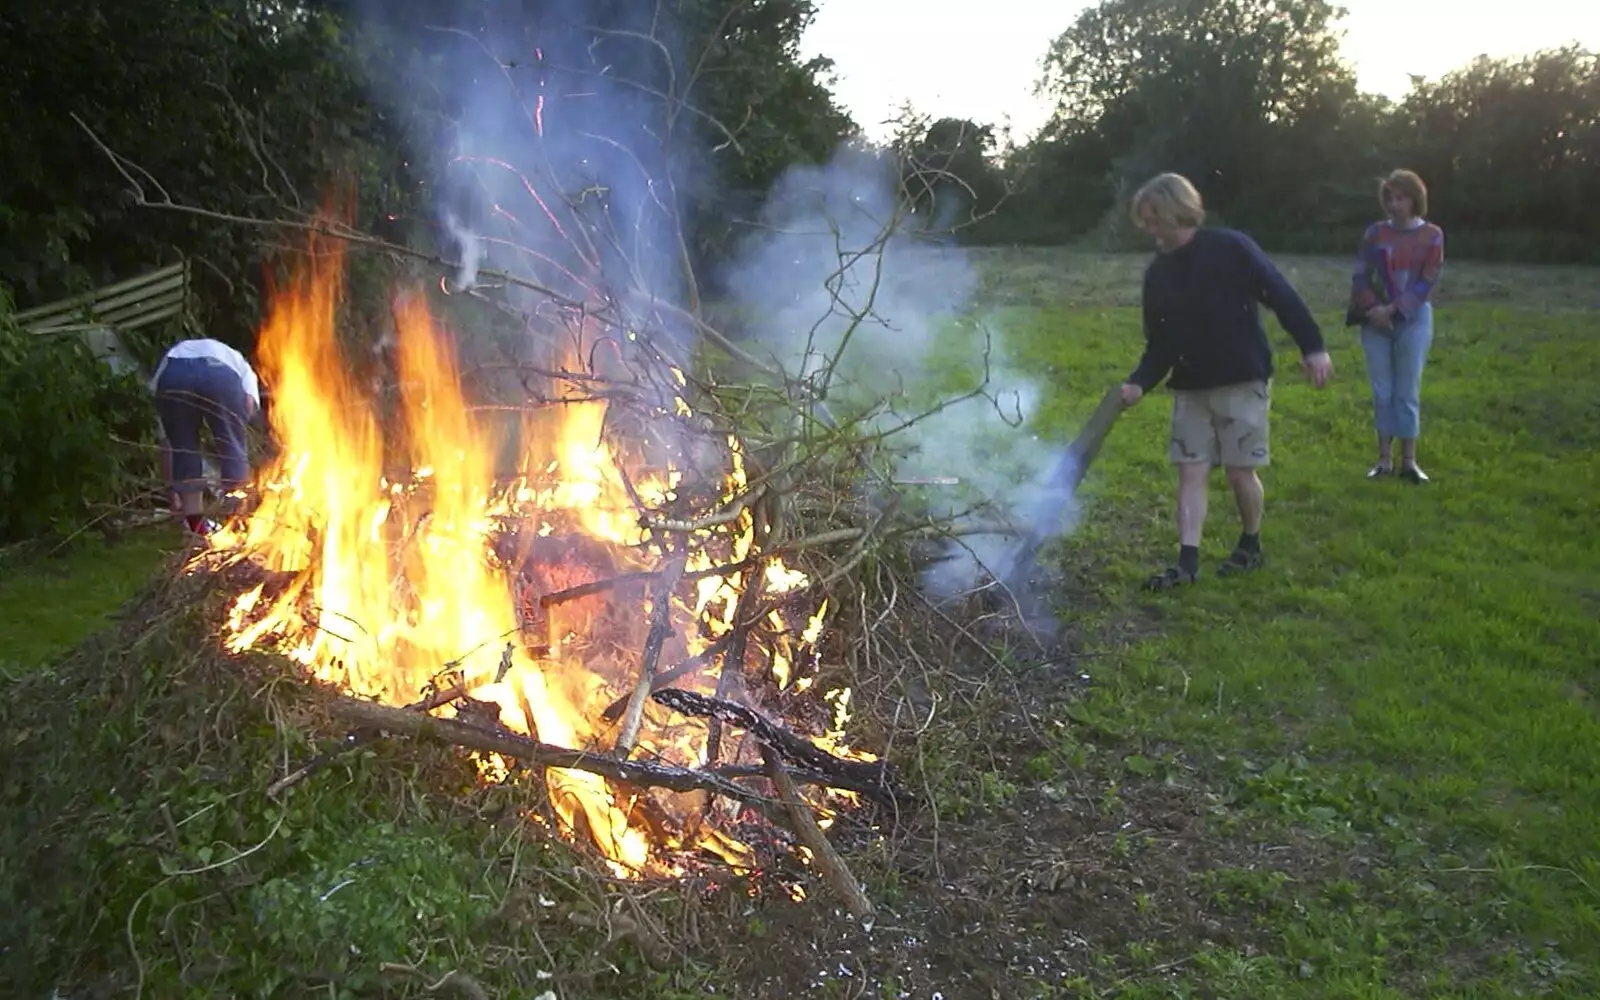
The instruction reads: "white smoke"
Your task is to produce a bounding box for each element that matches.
[718,147,1082,605]
[442,210,483,292]
[353,2,1088,607]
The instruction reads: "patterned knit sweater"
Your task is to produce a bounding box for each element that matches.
[1347,219,1445,326]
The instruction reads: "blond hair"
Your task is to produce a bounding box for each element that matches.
[1380,169,1428,217]
[1130,173,1206,229]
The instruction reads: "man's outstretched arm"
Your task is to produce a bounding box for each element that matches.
[1243,237,1324,356]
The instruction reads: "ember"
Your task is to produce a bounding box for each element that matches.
[199,232,888,883]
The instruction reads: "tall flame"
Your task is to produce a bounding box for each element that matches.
[212,240,861,877]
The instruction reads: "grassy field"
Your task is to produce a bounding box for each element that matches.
[1,250,1596,998]
[996,280,1600,996]
[968,246,1600,313]
[0,528,182,669]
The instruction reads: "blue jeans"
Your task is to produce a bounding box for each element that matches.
[154,357,250,495]
[1360,303,1433,440]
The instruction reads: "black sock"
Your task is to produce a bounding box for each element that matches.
[1238,532,1261,553]
[1178,545,1200,574]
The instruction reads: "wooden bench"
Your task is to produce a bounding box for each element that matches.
[14,260,192,375]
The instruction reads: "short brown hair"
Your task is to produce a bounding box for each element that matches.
[1380,169,1428,217]
[1130,173,1206,229]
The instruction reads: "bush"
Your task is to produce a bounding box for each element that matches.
[0,296,159,543]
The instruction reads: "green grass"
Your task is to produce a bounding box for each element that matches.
[970,246,1600,313]
[4,256,1597,997]
[1010,299,1600,996]
[0,527,182,669]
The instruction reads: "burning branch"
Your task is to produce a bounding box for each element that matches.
[324,695,897,809]
[613,552,688,756]
[84,0,1034,923]
[704,557,765,767]
[329,696,758,806]
[651,689,892,796]
[764,747,875,922]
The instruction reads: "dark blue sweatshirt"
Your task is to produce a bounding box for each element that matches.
[1127,228,1325,392]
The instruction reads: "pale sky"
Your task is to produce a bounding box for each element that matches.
[799,1,1600,143]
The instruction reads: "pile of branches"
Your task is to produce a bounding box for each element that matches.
[75,16,1034,924]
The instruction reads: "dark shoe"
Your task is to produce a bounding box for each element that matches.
[1399,464,1429,484]
[1366,462,1393,479]
[1144,566,1198,591]
[1218,547,1265,576]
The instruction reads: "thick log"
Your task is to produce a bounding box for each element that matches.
[327,695,762,805]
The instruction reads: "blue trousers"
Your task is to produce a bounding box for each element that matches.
[155,357,250,494]
[1360,303,1433,440]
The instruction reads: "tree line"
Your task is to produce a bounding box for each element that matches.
[939,0,1600,263]
[0,0,855,344]
[3,0,1596,351]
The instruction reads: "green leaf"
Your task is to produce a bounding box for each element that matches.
[1123,753,1158,776]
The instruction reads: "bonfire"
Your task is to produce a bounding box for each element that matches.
[186,228,896,911]
[62,14,1023,925]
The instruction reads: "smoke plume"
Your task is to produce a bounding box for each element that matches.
[349,2,1084,604]
[717,146,1081,604]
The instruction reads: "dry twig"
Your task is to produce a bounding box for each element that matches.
[763,746,875,922]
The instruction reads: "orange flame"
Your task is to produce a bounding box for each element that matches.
[209,239,858,876]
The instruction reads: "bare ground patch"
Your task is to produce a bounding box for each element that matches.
[712,633,1387,999]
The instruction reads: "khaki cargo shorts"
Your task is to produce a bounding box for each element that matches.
[1169,380,1271,467]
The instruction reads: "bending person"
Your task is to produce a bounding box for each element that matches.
[152,337,261,536]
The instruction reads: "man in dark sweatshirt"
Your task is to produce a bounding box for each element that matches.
[1119,173,1334,590]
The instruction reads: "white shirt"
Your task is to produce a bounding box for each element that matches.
[150,338,261,410]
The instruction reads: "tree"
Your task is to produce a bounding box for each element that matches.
[0,1,406,342]
[0,0,861,353]
[1391,46,1600,260]
[1027,0,1365,238]
[892,116,1008,234]
[310,0,857,295]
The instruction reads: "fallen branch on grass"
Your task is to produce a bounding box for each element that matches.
[378,963,491,1000]
[323,694,898,806]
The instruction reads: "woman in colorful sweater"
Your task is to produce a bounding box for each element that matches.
[1347,169,1445,482]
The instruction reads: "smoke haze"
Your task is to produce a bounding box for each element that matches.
[347,3,1085,600]
[717,146,1081,602]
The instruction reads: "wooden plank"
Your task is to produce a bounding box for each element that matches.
[84,270,187,316]
[17,260,190,337]
[95,290,187,328]
[14,261,186,325]
[41,288,189,331]
[107,301,185,331]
